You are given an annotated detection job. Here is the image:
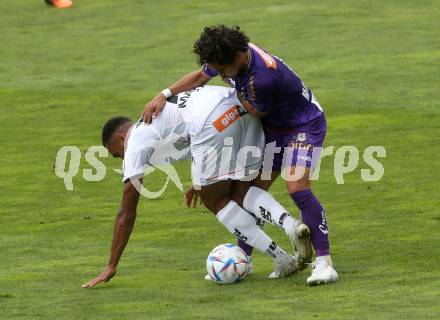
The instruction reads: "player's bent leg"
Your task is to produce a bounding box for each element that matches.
[230,172,311,275]
[199,183,298,279]
[243,185,312,265]
[286,166,337,285]
[199,181,254,281]
[231,171,280,258]
[214,200,298,279]
[239,170,311,269]
[283,167,314,268]
[198,180,232,214]
[251,170,280,192]
[230,180,260,259]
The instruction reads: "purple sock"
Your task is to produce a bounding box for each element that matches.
[237,239,254,256]
[291,189,330,256]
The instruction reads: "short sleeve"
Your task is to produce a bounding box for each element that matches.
[201,63,218,78]
[122,147,149,183]
[246,71,277,114]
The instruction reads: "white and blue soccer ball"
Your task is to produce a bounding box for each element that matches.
[206,243,249,284]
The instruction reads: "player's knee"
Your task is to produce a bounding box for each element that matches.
[211,197,232,214]
[229,181,253,207]
[200,193,230,214]
[230,188,247,207]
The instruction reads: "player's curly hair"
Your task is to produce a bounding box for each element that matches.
[193,25,250,66]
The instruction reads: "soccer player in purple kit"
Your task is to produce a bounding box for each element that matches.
[143,25,338,285]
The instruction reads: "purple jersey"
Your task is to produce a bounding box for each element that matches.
[202,43,323,129]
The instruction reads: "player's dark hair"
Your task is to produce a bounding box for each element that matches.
[101,116,131,146]
[193,25,250,65]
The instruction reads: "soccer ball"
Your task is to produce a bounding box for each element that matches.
[206,243,249,284]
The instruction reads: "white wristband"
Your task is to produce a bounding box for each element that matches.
[161,88,172,99]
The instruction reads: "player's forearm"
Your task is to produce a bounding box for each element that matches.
[107,209,137,268]
[168,70,210,95]
[239,97,266,119]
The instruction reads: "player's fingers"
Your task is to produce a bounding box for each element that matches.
[143,110,151,124]
[192,193,198,208]
[184,193,192,207]
[144,104,155,124]
[82,277,101,288]
[152,110,159,120]
[152,101,166,120]
[142,106,149,123]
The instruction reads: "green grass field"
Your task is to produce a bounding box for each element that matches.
[1,0,439,319]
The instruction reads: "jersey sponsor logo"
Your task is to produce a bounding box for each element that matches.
[213,105,241,132]
[248,43,277,69]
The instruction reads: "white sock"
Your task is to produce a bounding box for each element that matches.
[217,201,290,264]
[243,186,299,234]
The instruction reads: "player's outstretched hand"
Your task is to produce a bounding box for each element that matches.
[185,186,203,208]
[143,93,167,124]
[82,266,116,289]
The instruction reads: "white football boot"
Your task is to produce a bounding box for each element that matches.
[286,223,313,270]
[306,255,338,286]
[205,258,254,281]
[268,254,298,279]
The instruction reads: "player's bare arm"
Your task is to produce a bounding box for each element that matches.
[143,69,210,123]
[82,180,141,288]
[238,98,268,119]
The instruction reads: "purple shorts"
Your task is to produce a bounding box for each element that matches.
[263,115,327,171]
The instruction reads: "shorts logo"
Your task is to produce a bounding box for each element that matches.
[290,141,313,151]
[213,105,240,132]
[296,133,307,142]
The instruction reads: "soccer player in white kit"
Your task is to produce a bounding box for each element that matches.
[82,86,311,288]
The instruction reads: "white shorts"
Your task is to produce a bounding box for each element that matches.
[191,103,265,187]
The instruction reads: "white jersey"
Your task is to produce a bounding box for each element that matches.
[180,86,238,135]
[122,85,240,182]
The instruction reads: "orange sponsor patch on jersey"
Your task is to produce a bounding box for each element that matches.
[249,43,277,69]
[213,106,241,132]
